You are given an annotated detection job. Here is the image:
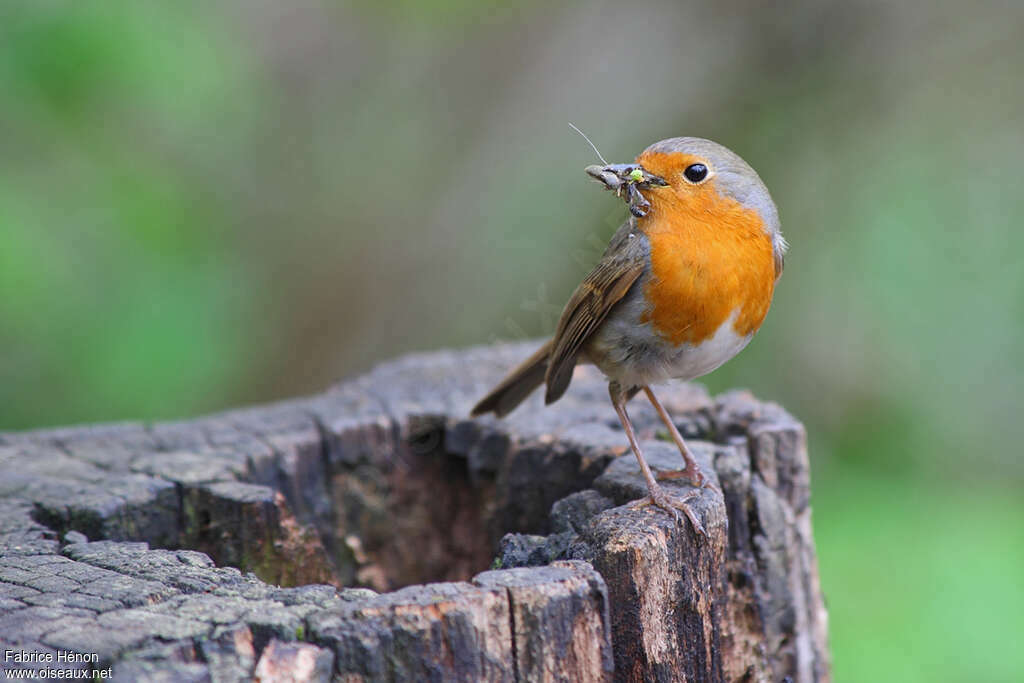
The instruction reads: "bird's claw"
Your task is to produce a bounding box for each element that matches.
[655,467,721,494]
[627,487,707,538]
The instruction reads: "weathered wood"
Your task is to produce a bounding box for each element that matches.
[254,639,335,682]
[0,343,829,681]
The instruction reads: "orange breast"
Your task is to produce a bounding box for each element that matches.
[639,180,776,346]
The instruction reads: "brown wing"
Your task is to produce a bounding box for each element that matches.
[544,225,647,404]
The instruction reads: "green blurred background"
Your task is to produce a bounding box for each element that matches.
[2,1,1022,679]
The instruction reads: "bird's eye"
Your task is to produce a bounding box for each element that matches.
[683,163,708,183]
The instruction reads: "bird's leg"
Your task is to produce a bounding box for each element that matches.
[642,386,718,492]
[609,382,706,536]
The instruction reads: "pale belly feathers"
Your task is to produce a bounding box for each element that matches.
[583,283,754,389]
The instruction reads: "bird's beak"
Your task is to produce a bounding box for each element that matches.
[585,163,668,190]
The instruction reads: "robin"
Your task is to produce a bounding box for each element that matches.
[472,137,787,535]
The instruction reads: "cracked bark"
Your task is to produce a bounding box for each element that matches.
[0,342,828,681]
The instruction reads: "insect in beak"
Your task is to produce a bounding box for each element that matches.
[585,163,668,217]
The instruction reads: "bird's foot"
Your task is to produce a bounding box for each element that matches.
[626,485,707,537]
[655,465,721,494]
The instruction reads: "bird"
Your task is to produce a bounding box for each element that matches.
[471,137,786,535]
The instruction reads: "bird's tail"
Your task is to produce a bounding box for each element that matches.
[471,340,552,418]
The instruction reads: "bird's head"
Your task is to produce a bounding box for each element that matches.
[587,137,787,268]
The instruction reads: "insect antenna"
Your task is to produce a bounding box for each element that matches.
[568,122,609,166]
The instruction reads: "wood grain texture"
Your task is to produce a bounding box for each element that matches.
[0,343,827,681]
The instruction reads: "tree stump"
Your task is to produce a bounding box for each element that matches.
[0,342,829,681]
